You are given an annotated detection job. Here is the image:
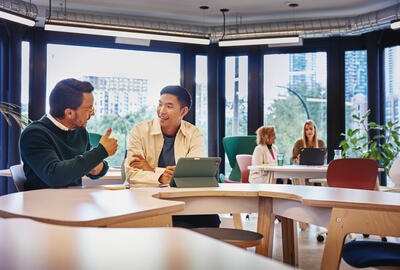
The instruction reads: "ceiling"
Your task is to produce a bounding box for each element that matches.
[31,0,398,26]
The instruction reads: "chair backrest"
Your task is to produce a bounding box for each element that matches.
[236,154,252,183]
[327,158,378,190]
[10,164,27,192]
[88,132,102,147]
[389,157,400,187]
[121,150,128,183]
[222,136,257,181]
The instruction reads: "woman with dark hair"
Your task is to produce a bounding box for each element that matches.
[249,126,279,184]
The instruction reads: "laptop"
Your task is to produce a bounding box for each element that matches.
[299,148,326,165]
[169,157,221,188]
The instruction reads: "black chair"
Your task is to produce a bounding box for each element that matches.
[342,240,400,268]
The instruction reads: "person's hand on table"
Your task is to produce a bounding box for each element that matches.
[129,154,154,172]
[158,166,176,184]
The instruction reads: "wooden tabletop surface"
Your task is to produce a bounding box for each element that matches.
[0,218,293,270]
[0,187,184,227]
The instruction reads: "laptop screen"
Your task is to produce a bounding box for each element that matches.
[299,148,326,165]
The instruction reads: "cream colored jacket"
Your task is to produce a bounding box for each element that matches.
[124,118,205,185]
[249,144,279,184]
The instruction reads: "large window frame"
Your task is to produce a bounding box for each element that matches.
[18,27,400,185]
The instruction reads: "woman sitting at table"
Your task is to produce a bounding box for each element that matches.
[292,119,326,164]
[249,126,279,184]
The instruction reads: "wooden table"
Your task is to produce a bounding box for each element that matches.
[157,184,400,270]
[1,184,399,270]
[248,165,328,179]
[0,187,184,227]
[0,218,293,270]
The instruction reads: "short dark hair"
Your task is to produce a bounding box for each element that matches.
[160,85,192,111]
[49,78,94,118]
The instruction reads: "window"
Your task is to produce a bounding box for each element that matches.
[47,44,180,167]
[264,52,327,163]
[384,46,400,125]
[21,41,30,121]
[345,50,368,132]
[195,55,208,156]
[225,55,248,173]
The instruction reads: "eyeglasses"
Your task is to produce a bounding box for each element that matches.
[80,106,95,115]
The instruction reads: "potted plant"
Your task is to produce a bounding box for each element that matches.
[0,101,29,127]
[339,109,400,175]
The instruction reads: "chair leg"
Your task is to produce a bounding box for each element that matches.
[233,213,243,229]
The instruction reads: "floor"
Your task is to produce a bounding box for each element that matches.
[219,213,399,270]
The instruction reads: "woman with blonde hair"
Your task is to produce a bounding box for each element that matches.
[292,120,326,164]
[249,126,279,184]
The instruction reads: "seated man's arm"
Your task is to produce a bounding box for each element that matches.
[186,128,205,157]
[20,131,109,188]
[125,126,165,185]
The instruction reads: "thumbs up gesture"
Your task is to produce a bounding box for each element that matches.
[99,128,118,156]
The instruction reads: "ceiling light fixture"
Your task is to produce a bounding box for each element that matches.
[44,20,210,45]
[0,7,35,26]
[391,20,400,30]
[219,36,301,47]
[217,4,300,47]
[44,0,209,45]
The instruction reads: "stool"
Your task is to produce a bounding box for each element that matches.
[192,228,263,249]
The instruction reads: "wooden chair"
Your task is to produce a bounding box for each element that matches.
[10,164,27,192]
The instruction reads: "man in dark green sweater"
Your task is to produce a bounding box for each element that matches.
[20,78,118,190]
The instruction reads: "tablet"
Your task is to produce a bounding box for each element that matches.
[169,157,221,188]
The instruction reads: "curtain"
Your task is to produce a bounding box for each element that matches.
[0,22,26,195]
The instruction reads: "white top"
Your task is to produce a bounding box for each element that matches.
[47,113,69,131]
[249,144,279,184]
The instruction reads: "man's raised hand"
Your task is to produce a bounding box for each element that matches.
[99,128,118,156]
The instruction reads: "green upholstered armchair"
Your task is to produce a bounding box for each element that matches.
[221,135,257,183]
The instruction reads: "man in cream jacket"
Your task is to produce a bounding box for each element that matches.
[125,86,204,185]
[125,85,220,228]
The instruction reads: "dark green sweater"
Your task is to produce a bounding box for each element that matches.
[20,116,109,190]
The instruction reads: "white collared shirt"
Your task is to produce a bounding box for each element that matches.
[47,114,70,131]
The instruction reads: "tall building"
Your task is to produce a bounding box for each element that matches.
[344,50,368,129]
[289,53,317,90]
[82,76,148,118]
[384,47,400,124]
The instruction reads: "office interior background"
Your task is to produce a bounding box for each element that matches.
[1,0,400,195]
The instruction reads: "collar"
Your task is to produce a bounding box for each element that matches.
[47,114,70,131]
[150,117,188,137]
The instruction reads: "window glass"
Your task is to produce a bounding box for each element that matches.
[225,55,248,174]
[264,52,327,164]
[195,55,208,156]
[344,50,368,146]
[47,44,180,167]
[384,46,400,125]
[21,41,30,122]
